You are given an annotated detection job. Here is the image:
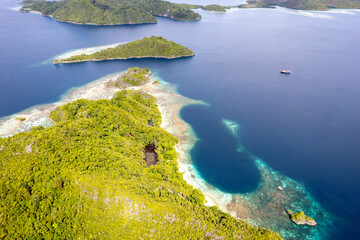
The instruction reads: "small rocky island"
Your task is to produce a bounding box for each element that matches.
[54,36,195,64]
[287,210,317,226]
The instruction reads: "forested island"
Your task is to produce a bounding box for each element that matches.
[201,4,227,12]
[240,0,360,10]
[20,0,201,25]
[54,36,195,64]
[0,68,281,239]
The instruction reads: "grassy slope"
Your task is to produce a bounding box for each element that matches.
[56,36,195,63]
[0,69,282,239]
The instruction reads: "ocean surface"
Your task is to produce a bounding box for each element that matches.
[1,0,360,239]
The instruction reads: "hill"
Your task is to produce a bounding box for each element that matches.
[0,68,282,239]
[21,0,201,25]
[54,36,195,64]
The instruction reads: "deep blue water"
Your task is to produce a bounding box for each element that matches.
[1,1,360,239]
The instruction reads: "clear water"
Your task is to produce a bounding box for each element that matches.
[1,1,360,239]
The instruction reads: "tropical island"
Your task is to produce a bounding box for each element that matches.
[287,210,317,226]
[20,0,201,25]
[201,4,227,12]
[0,68,282,239]
[239,0,360,10]
[239,1,276,8]
[54,36,195,64]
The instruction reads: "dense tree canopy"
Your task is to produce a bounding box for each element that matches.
[0,69,281,239]
[201,5,227,12]
[55,36,195,64]
[21,0,201,25]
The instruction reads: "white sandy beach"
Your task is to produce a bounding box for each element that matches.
[54,42,126,62]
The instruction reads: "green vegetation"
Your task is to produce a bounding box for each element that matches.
[175,3,200,9]
[201,4,227,12]
[55,36,195,64]
[287,210,317,226]
[20,0,201,25]
[0,68,282,239]
[240,0,360,10]
[139,0,201,21]
[21,0,44,4]
[15,117,26,121]
[239,1,275,8]
[105,67,151,88]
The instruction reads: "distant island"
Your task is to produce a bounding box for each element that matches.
[0,68,282,239]
[201,4,227,12]
[287,210,317,226]
[239,1,276,8]
[20,0,201,25]
[54,36,195,64]
[240,0,360,10]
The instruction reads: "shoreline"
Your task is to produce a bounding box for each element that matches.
[54,54,195,64]
[51,16,157,26]
[153,14,202,21]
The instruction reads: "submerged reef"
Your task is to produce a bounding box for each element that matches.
[220,119,333,239]
[175,115,334,240]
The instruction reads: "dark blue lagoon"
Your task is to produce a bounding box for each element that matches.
[1,0,360,239]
